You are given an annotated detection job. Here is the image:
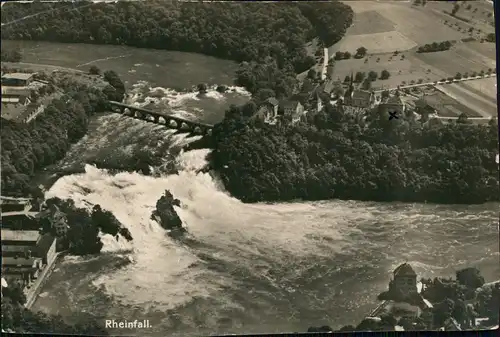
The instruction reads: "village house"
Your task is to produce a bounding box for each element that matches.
[1,72,47,124]
[280,100,305,124]
[255,98,305,125]
[379,94,406,117]
[1,229,57,288]
[255,97,280,125]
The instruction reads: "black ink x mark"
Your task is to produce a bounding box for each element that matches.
[389,111,399,120]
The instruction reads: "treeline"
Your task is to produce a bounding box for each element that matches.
[211,102,499,204]
[1,70,125,196]
[2,283,108,334]
[1,0,353,98]
[417,41,452,53]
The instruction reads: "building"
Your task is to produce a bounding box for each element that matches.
[379,94,406,117]
[2,257,43,285]
[256,97,280,125]
[367,263,434,329]
[1,229,57,286]
[1,72,35,87]
[392,263,418,296]
[349,89,376,109]
[280,100,305,124]
[342,73,375,109]
[255,98,305,125]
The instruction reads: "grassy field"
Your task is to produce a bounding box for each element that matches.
[436,83,497,118]
[330,52,444,90]
[332,31,417,54]
[464,40,496,60]
[413,45,495,80]
[424,1,495,35]
[376,3,466,45]
[348,10,395,35]
[423,91,483,118]
[460,77,497,102]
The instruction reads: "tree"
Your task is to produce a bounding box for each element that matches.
[368,70,378,81]
[452,4,460,16]
[455,72,462,79]
[354,71,365,83]
[456,267,485,289]
[344,75,351,83]
[2,281,27,305]
[88,65,101,75]
[356,46,367,58]
[381,90,390,100]
[457,112,470,124]
[335,51,344,60]
[380,69,391,80]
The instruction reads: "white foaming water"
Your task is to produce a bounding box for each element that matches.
[46,146,355,310]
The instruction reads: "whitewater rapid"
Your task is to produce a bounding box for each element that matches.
[35,81,499,335]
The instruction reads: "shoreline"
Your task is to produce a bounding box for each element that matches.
[25,252,64,309]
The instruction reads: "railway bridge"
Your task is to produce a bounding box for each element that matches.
[109,101,214,136]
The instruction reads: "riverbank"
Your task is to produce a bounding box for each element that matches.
[25,252,64,309]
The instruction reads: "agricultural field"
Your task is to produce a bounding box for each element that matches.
[436,83,497,118]
[331,31,417,55]
[460,77,497,102]
[414,44,495,79]
[330,52,441,90]
[423,91,484,118]
[423,0,495,35]
[348,10,395,35]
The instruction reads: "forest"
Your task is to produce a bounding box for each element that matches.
[0,0,353,98]
[211,102,499,204]
[1,70,125,196]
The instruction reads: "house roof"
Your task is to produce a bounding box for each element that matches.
[394,263,417,277]
[2,73,35,81]
[1,229,40,243]
[386,95,405,106]
[281,100,300,110]
[352,90,373,101]
[265,97,279,106]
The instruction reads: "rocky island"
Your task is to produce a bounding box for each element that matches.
[151,190,185,234]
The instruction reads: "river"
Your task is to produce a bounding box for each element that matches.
[8,41,499,335]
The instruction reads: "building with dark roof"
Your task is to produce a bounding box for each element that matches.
[1,72,35,87]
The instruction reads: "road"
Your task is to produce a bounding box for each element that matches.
[321,48,328,81]
[374,73,497,92]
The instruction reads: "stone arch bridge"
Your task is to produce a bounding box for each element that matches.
[109,101,213,136]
